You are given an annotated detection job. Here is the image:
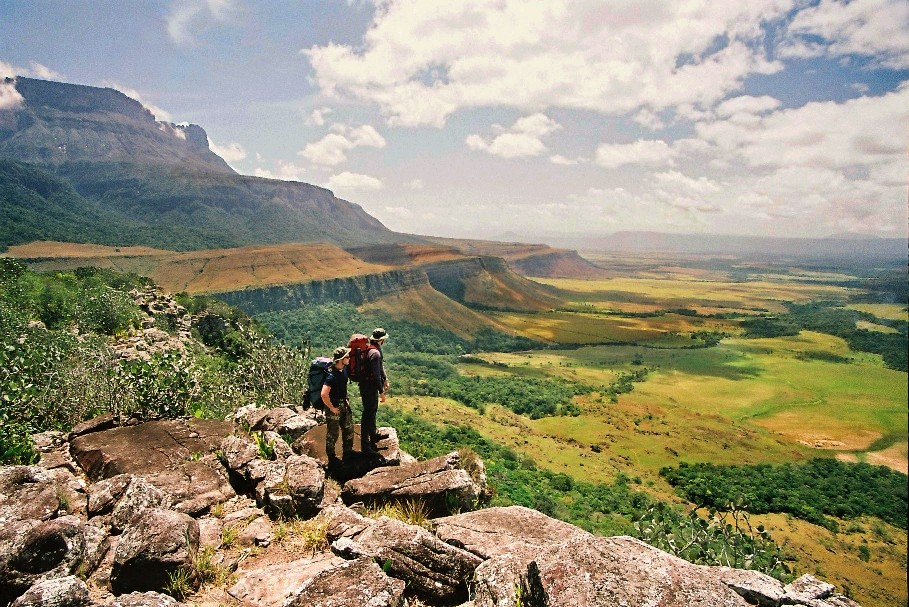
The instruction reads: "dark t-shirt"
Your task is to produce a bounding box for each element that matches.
[365,347,387,387]
[324,365,348,405]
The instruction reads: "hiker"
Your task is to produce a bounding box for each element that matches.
[322,346,353,462]
[358,327,389,454]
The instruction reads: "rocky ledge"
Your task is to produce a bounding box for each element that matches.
[0,406,859,607]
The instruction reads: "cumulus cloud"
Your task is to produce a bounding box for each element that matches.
[466,113,561,159]
[1,60,62,80]
[405,179,424,190]
[305,107,333,126]
[28,62,63,80]
[327,171,385,192]
[209,139,247,163]
[299,124,386,166]
[108,82,174,122]
[166,0,239,46]
[696,85,909,171]
[304,2,797,127]
[595,139,675,169]
[254,160,308,182]
[780,0,909,69]
[0,79,24,110]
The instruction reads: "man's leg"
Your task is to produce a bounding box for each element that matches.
[359,382,379,453]
[325,411,340,461]
[340,402,354,457]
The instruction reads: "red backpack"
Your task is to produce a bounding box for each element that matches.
[347,333,376,382]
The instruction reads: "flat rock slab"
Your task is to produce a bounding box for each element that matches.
[432,505,592,560]
[473,535,753,607]
[69,419,236,514]
[227,553,346,607]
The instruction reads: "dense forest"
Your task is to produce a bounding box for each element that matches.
[740,300,908,371]
[661,459,908,531]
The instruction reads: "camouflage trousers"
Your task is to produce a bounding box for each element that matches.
[325,400,354,459]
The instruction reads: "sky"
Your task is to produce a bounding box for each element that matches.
[1,0,907,243]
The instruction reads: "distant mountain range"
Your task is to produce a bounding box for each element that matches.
[543,231,907,263]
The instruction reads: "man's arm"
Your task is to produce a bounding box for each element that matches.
[321,384,338,414]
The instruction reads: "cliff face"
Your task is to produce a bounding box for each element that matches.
[0,77,419,250]
[215,268,431,313]
[0,77,233,173]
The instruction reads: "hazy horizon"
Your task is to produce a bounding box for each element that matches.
[2,1,907,243]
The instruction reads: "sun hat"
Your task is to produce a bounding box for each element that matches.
[332,346,351,362]
[371,328,388,341]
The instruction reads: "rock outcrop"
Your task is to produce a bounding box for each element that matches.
[0,408,861,607]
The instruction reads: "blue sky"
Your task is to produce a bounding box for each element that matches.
[1,0,907,242]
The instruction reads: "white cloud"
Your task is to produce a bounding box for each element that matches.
[326,171,385,192]
[305,107,333,126]
[466,112,561,159]
[166,0,239,46]
[405,179,424,190]
[28,62,62,80]
[0,80,24,110]
[653,170,721,195]
[299,123,386,166]
[0,60,19,78]
[696,85,909,171]
[595,139,675,169]
[108,82,174,122]
[254,160,308,182]
[209,139,247,163]
[715,95,781,118]
[304,2,796,127]
[780,0,909,69]
[549,154,581,165]
[0,60,63,81]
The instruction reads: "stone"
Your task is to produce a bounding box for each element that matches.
[285,454,325,517]
[472,535,752,607]
[109,477,168,533]
[0,466,65,525]
[342,451,484,516]
[226,553,345,606]
[110,508,200,595]
[69,419,235,514]
[276,414,319,443]
[785,574,837,599]
[68,414,119,440]
[112,591,185,606]
[0,516,88,606]
[432,505,591,559]
[331,516,482,603]
[321,504,373,543]
[9,575,90,607]
[283,557,405,607]
[714,566,786,607]
[87,474,134,518]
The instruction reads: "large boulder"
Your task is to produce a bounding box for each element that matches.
[110,508,200,595]
[472,535,753,607]
[8,575,90,607]
[342,451,484,516]
[88,475,168,533]
[0,467,68,525]
[0,515,98,606]
[70,418,235,515]
[283,557,406,607]
[332,516,482,604]
[226,553,345,606]
[9,575,91,607]
[433,505,591,560]
[112,591,185,606]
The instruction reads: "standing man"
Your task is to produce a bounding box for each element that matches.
[358,328,389,455]
[322,346,353,463]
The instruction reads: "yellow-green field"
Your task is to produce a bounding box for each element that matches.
[393,268,907,607]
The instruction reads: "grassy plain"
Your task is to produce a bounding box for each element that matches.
[388,262,907,607]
